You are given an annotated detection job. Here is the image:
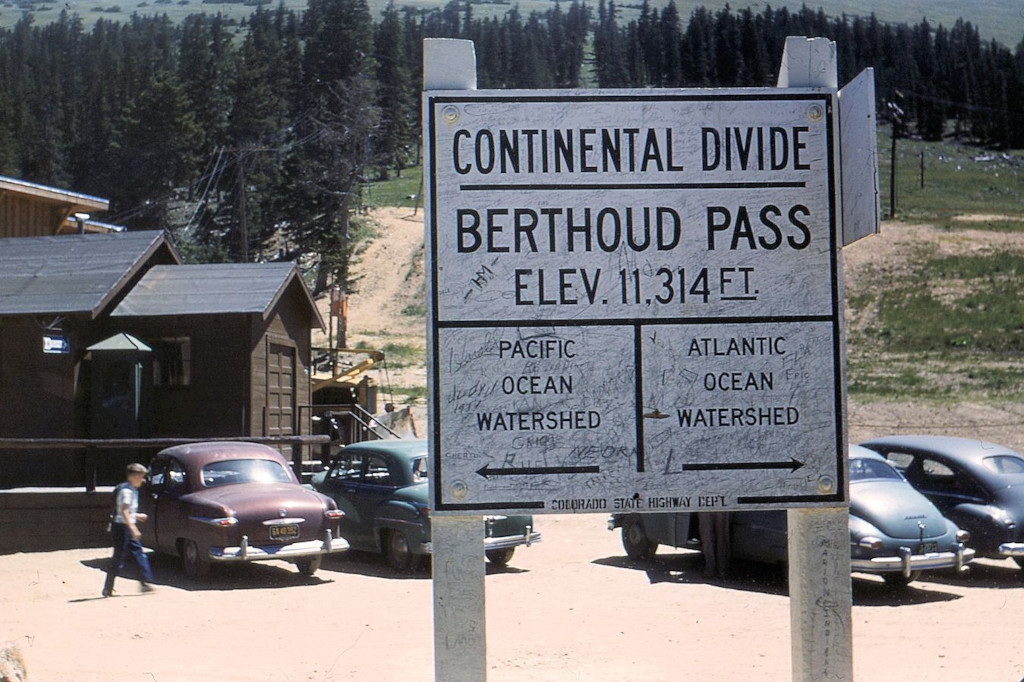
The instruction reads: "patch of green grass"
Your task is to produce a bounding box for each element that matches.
[389,385,427,404]
[847,354,1024,400]
[873,252,1024,355]
[381,342,424,368]
[363,167,424,209]
[400,304,426,316]
[878,127,1024,230]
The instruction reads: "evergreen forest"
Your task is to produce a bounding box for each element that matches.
[0,0,1021,286]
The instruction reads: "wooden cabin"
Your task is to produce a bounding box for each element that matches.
[108,263,325,442]
[0,175,114,238]
[0,232,179,486]
[0,235,323,488]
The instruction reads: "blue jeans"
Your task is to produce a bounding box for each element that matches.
[103,523,153,593]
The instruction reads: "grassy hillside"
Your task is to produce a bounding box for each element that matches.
[6,0,1023,47]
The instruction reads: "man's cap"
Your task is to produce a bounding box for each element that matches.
[126,463,148,475]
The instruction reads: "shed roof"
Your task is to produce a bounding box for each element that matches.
[0,231,178,318]
[111,263,325,330]
[87,332,152,353]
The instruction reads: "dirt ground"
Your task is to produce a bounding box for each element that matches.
[5,211,1024,681]
[3,516,1024,682]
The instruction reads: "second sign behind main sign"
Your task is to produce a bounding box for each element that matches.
[426,91,846,514]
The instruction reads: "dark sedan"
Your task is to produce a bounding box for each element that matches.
[140,442,349,579]
[610,445,973,586]
[311,439,541,571]
[861,435,1024,567]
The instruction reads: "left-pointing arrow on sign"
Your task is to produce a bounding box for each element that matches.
[475,464,601,479]
[681,458,805,473]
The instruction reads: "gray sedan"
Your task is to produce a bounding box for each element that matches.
[861,435,1024,568]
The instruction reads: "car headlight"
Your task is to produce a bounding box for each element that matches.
[992,510,1016,528]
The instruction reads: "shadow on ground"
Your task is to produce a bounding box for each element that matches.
[593,550,963,606]
[916,557,1024,590]
[77,547,528,596]
[78,553,330,594]
[321,550,529,579]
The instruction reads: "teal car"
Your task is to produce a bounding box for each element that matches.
[310,440,540,570]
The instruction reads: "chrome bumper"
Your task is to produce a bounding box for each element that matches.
[485,530,542,551]
[851,544,975,578]
[209,530,349,562]
[420,529,542,555]
[998,542,1024,557]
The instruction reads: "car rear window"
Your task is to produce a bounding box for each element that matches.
[849,458,903,482]
[202,459,292,487]
[982,455,1024,475]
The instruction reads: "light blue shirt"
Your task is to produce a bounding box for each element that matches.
[113,484,139,525]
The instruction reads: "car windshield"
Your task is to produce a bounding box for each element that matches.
[982,455,1024,475]
[849,457,903,482]
[412,457,428,482]
[202,459,292,487]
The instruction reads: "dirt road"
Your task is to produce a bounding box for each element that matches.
[3,513,1024,681]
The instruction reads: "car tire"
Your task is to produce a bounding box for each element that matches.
[296,556,322,577]
[385,529,421,572]
[621,515,658,561]
[882,570,921,588]
[485,548,515,566]
[181,539,210,580]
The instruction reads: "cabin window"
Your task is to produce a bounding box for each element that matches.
[153,337,191,387]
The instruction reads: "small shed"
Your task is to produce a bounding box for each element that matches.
[108,263,325,442]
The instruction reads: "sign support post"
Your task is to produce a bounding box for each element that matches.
[778,36,854,682]
[424,38,488,682]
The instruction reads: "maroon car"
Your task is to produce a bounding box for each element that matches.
[139,442,348,579]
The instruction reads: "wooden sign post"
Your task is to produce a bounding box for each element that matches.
[424,35,876,682]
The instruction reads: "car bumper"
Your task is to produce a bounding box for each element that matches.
[209,531,350,563]
[851,544,975,578]
[420,529,542,554]
[998,542,1024,557]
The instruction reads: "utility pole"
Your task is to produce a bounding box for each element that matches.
[237,154,249,262]
[887,94,904,219]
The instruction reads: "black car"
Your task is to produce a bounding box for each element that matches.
[861,435,1024,567]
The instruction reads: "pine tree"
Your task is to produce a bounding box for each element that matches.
[375,2,414,178]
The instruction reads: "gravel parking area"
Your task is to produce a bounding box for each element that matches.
[3,512,1023,681]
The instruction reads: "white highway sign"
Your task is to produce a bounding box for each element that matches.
[425,90,847,514]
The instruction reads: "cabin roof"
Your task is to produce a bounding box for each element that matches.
[110,263,325,330]
[0,231,177,317]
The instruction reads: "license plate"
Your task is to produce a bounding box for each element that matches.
[269,524,299,540]
[918,542,939,554]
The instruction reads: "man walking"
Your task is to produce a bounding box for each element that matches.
[102,463,155,596]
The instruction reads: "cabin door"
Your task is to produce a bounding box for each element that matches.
[266,341,296,448]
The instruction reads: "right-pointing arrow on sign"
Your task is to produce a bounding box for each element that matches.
[682,458,805,473]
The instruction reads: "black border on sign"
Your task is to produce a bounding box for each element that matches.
[427,91,846,513]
